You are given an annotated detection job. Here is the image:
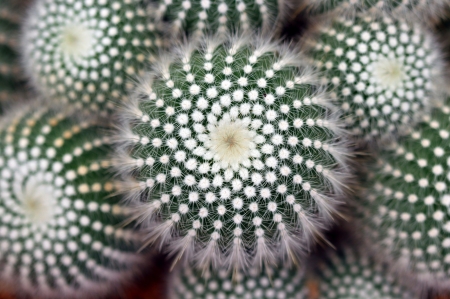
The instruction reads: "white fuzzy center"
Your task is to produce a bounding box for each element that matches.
[372,57,405,90]
[18,178,56,225]
[207,120,254,168]
[60,24,93,58]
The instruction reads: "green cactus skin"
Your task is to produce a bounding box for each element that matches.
[155,0,281,39]
[316,246,419,299]
[361,102,450,290]
[21,0,162,113]
[171,264,307,299]
[0,102,142,298]
[309,15,440,143]
[115,34,351,272]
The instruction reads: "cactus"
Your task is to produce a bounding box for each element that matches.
[114,34,351,272]
[0,102,142,298]
[154,0,281,39]
[170,264,307,299]
[21,0,162,113]
[316,246,419,299]
[361,102,450,289]
[308,14,441,143]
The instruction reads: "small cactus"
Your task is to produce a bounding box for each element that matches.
[115,34,351,272]
[171,264,307,299]
[308,14,441,143]
[154,0,281,39]
[361,102,450,289]
[0,102,142,298]
[21,0,162,113]
[316,246,419,299]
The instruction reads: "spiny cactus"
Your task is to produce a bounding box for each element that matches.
[315,246,419,299]
[21,0,162,113]
[115,34,351,272]
[0,102,142,298]
[308,15,441,143]
[361,102,450,289]
[171,264,307,299]
[154,0,281,39]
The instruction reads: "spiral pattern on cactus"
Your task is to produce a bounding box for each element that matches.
[309,15,440,143]
[21,0,162,113]
[115,34,351,272]
[0,103,142,298]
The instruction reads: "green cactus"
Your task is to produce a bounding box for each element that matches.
[154,0,281,39]
[171,264,307,299]
[0,102,142,298]
[21,0,162,113]
[115,34,351,272]
[316,246,419,299]
[361,102,450,288]
[308,14,441,143]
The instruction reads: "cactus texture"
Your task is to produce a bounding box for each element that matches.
[171,264,307,299]
[309,15,440,143]
[22,0,162,113]
[155,0,281,39]
[0,103,142,298]
[115,34,350,272]
[316,246,419,299]
[361,102,450,289]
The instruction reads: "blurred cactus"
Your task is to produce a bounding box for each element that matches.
[0,102,142,298]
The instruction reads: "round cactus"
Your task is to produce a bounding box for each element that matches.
[315,246,419,299]
[361,102,450,289]
[0,102,142,298]
[21,0,162,113]
[154,0,281,39]
[308,14,441,143]
[115,34,351,272]
[171,264,307,299]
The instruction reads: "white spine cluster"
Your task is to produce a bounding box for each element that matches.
[115,34,351,272]
[309,14,441,143]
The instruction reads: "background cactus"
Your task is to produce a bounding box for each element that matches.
[170,264,307,299]
[308,14,441,143]
[115,34,351,272]
[0,102,142,298]
[21,0,162,113]
[361,102,450,290]
[153,0,282,39]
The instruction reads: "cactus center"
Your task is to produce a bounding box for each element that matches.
[372,57,405,90]
[207,119,255,168]
[19,178,56,225]
[60,24,93,58]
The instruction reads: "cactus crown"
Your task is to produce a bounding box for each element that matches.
[155,0,281,39]
[317,246,418,299]
[115,34,350,272]
[21,0,162,113]
[309,15,440,143]
[363,102,450,287]
[171,264,307,299]
[0,103,141,297]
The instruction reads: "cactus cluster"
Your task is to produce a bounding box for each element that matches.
[361,102,450,288]
[309,15,440,143]
[171,264,307,299]
[116,34,350,272]
[0,103,142,297]
[22,0,162,112]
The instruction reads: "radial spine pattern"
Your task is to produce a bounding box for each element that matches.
[171,264,307,299]
[0,103,141,298]
[362,102,450,288]
[316,247,419,299]
[309,15,440,143]
[22,0,162,112]
[155,0,280,39]
[116,35,350,272]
